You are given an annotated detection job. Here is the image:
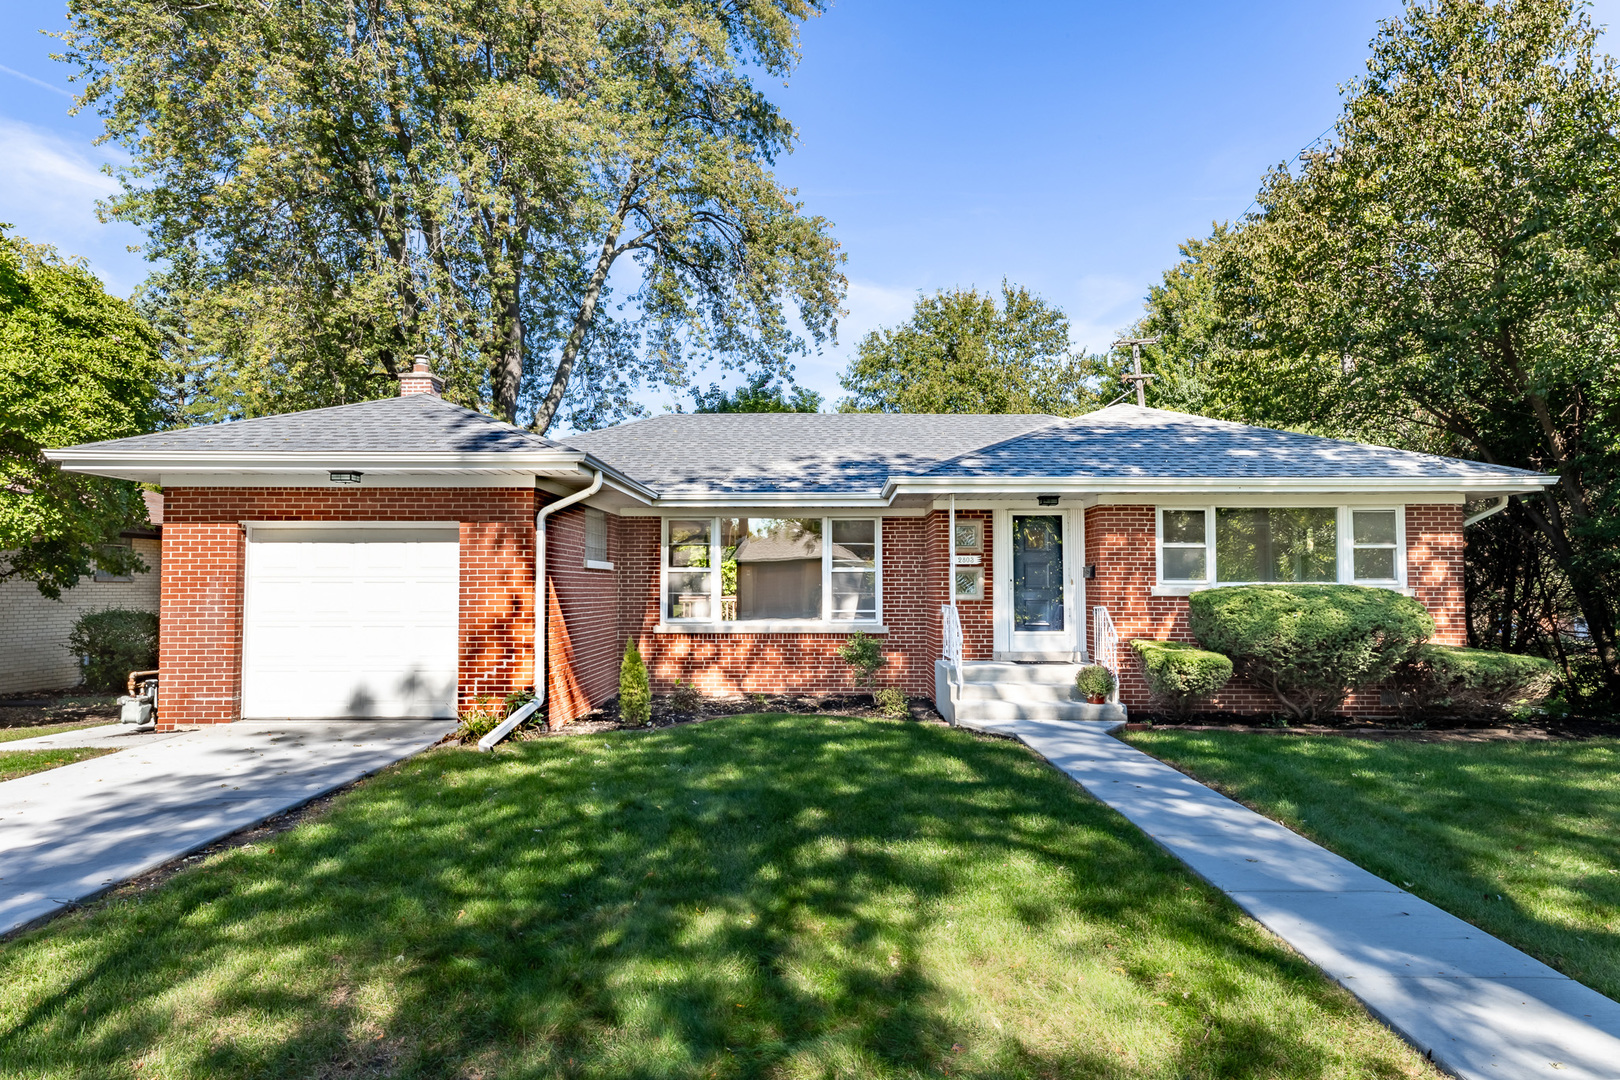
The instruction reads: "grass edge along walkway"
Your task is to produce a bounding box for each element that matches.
[0,746,116,783]
[0,714,1435,1079]
[1125,728,1620,1003]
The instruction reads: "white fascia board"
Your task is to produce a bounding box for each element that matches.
[885,474,1556,499]
[628,490,895,510]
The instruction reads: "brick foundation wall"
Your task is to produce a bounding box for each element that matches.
[158,487,535,728]
[1084,504,1468,715]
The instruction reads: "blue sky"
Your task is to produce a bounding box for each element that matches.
[4,0,1618,417]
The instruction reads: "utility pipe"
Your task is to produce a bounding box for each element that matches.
[479,469,604,752]
[1463,495,1511,528]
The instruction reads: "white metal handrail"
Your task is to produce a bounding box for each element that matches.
[1092,605,1120,704]
[942,604,964,669]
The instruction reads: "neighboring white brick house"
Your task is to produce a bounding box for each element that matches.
[0,494,161,695]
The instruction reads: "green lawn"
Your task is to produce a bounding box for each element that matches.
[0,747,115,783]
[0,715,1433,1079]
[0,721,109,746]
[1126,730,1620,1002]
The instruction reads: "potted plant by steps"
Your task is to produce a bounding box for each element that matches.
[1075,664,1116,705]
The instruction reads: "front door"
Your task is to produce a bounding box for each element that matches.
[1006,512,1073,656]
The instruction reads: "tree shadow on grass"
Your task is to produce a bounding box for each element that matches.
[0,716,1426,1079]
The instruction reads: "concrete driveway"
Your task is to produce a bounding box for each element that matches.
[0,719,457,937]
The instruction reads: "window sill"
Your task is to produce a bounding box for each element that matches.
[1151,582,1413,597]
[584,560,615,571]
[654,621,888,635]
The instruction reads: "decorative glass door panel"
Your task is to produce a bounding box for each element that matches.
[1011,515,1066,648]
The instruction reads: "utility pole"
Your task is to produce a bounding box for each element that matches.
[1111,336,1161,408]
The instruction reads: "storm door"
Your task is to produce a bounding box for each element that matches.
[1007,513,1071,654]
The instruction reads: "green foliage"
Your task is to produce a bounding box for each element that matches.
[873,686,908,718]
[1144,0,1620,702]
[61,0,844,432]
[457,697,503,740]
[668,679,703,715]
[1074,664,1117,700]
[0,229,161,598]
[692,371,822,413]
[838,282,1108,414]
[835,631,888,687]
[1129,639,1234,718]
[619,637,651,726]
[1188,585,1434,721]
[1389,644,1560,719]
[503,689,537,715]
[66,608,158,692]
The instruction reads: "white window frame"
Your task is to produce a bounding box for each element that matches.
[1154,504,1408,593]
[659,516,884,631]
[583,507,613,570]
[1344,507,1406,587]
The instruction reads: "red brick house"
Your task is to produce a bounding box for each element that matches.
[48,362,1554,730]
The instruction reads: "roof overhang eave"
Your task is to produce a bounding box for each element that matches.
[881,474,1560,499]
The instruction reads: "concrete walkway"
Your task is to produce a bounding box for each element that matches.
[0,720,456,937]
[956,715,1620,1080]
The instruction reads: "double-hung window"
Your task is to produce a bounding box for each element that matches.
[663,516,882,625]
[1156,506,1405,588]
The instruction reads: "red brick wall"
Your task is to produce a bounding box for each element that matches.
[539,514,949,725]
[159,487,536,728]
[941,510,995,661]
[544,506,622,727]
[1084,503,1468,715]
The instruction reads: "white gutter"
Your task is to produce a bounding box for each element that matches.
[478,468,604,752]
[882,474,1558,499]
[1463,495,1512,527]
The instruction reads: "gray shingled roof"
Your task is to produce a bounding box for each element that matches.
[915,405,1546,481]
[560,413,1059,495]
[79,394,560,455]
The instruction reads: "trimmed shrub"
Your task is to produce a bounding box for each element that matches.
[619,637,651,726]
[1389,644,1559,719]
[1188,584,1433,721]
[1130,639,1233,719]
[1075,664,1116,700]
[67,608,157,692]
[836,631,888,687]
[669,678,702,714]
[874,686,909,718]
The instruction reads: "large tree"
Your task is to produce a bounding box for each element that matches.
[691,371,821,413]
[838,283,1102,414]
[0,229,161,598]
[61,0,844,433]
[1160,0,1620,700]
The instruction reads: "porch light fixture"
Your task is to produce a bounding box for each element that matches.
[328,470,363,485]
[1037,494,1059,507]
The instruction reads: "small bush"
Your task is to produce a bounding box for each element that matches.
[836,631,888,687]
[457,696,502,740]
[1075,664,1116,700]
[1130,639,1233,719]
[619,637,651,726]
[503,688,536,715]
[668,678,702,714]
[67,608,157,692]
[1188,584,1433,721]
[1389,644,1559,719]
[874,686,909,718]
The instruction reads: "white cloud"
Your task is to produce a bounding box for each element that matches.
[0,117,147,295]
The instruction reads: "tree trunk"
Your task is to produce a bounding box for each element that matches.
[491,281,524,422]
[531,216,626,435]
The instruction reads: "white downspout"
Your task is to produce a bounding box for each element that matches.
[479,469,604,751]
[1463,495,1511,528]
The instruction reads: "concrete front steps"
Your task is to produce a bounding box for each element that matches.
[934,660,1127,728]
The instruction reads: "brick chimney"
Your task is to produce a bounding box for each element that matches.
[398,355,444,397]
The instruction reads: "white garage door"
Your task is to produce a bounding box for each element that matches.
[242,526,459,719]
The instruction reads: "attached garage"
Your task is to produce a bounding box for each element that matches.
[241,525,460,719]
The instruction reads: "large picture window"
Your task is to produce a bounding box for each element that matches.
[664,516,882,624]
[1157,506,1405,587]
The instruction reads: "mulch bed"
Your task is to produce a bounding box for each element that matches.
[0,688,120,731]
[467,693,944,744]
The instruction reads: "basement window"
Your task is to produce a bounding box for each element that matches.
[583,507,612,569]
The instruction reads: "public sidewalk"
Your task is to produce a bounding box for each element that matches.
[0,720,456,937]
[956,715,1620,1080]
